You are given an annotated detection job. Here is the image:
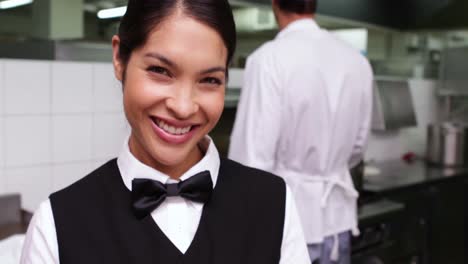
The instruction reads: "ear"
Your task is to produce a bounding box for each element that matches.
[112,35,124,82]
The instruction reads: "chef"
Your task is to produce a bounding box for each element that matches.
[228,0,374,263]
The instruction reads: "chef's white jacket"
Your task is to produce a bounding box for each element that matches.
[229,19,373,244]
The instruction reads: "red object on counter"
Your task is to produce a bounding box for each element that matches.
[402,152,417,163]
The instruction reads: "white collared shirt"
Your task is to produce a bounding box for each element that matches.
[229,19,373,244]
[20,137,311,264]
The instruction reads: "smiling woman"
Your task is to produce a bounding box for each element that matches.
[19,0,311,264]
[114,12,228,178]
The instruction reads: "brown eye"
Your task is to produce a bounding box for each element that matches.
[147,66,171,77]
[201,77,222,85]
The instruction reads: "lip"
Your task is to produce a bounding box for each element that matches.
[153,116,198,128]
[150,116,200,145]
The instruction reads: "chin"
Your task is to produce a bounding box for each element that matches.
[148,141,195,167]
[154,150,187,167]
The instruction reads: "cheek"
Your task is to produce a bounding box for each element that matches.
[202,91,225,124]
[123,77,163,114]
[123,85,142,116]
[122,85,155,131]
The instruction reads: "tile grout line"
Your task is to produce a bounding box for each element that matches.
[1,60,5,193]
[91,63,96,163]
[1,60,5,116]
[49,62,54,193]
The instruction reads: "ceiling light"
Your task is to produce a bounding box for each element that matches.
[83,3,97,13]
[97,6,127,19]
[0,0,33,9]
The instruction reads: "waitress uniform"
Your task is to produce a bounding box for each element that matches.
[20,137,311,264]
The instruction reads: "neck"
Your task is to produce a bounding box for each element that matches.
[277,13,314,31]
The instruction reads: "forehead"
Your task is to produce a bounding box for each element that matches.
[139,13,227,66]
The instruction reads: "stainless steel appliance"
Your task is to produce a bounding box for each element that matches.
[426,122,468,167]
[372,79,417,131]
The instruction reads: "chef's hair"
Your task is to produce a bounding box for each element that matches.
[276,0,317,14]
[116,0,236,69]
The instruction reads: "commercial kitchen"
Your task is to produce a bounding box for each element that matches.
[0,0,467,263]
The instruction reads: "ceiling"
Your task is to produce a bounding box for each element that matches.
[78,0,399,31]
[83,0,126,13]
[1,0,468,40]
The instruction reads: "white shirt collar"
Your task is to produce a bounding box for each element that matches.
[276,18,320,40]
[117,136,220,191]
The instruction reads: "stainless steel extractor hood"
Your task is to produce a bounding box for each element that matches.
[231,0,468,30]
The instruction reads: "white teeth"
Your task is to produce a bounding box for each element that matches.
[156,119,192,135]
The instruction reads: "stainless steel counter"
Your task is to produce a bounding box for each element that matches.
[363,160,468,193]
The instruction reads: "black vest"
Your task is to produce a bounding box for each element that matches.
[50,158,286,264]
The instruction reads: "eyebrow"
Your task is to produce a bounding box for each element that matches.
[199,67,226,75]
[144,52,226,75]
[144,52,176,68]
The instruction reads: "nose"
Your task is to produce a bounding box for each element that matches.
[165,86,199,119]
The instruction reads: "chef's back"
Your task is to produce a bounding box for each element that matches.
[228,19,374,244]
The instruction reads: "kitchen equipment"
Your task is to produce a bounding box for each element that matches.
[352,199,427,264]
[372,79,417,131]
[426,122,468,167]
[0,194,31,241]
[0,194,21,227]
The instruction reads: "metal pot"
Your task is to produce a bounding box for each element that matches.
[426,122,468,167]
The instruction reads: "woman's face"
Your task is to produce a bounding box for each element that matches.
[112,13,227,178]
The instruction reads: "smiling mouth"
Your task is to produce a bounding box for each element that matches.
[151,117,197,136]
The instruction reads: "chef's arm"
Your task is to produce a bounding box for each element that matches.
[228,52,282,173]
[349,66,373,169]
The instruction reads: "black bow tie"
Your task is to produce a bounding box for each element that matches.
[131,171,213,219]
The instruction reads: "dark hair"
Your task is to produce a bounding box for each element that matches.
[117,0,237,69]
[277,0,317,14]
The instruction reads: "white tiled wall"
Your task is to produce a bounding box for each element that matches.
[0,61,4,116]
[0,117,4,193]
[92,112,130,160]
[90,159,111,172]
[0,170,4,194]
[0,117,4,169]
[0,62,3,193]
[52,62,93,114]
[5,166,52,212]
[0,59,128,212]
[365,79,439,162]
[5,60,51,115]
[52,115,93,163]
[51,162,92,193]
[93,63,123,113]
[5,116,52,167]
